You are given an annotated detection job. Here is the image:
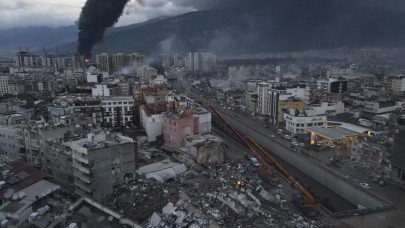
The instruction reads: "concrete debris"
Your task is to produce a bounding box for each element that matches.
[105,158,317,227]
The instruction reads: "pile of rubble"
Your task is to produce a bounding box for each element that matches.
[106,160,319,227]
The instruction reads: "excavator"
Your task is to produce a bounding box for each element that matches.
[208,104,320,217]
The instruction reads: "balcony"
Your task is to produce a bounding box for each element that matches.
[72,154,89,164]
[74,171,91,184]
[74,181,92,193]
[73,163,90,174]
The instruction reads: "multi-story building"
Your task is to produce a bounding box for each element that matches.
[163,108,195,147]
[386,76,405,97]
[143,88,169,104]
[317,79,348,93]
[96,53,110,72]
[117,82,131,96]
[74,99,103,125]
[137,67,158,81]
[0,126,24,160]
[277,99,306,125]
[47,102,75,122]
[269,86,310,124]
[92,84,118,97]
[245,91,258,115]
[185,52,216,72]
[163,104,211,147]
[63,131,136,200]
[111,53,127,72]
[305,101,345,116]
[313,92,343,103]
[0,76,9,95]
[8,80,26,95]
[363,100,397,114]
[140,103,167,142]
[101,96,135,127]
[15,51,41,67]
[392,115,405,181]
[96,53,144,73]
[284,109,327,134]
[257,82,271,116]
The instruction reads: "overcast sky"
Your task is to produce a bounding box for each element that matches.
[0,0,200,30]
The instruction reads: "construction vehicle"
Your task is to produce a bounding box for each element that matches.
[209,104,319,217]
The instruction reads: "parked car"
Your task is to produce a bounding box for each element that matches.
[269,134,275,138]
[360,183,371,190]
[378,180,386,186]
[277,129,283,134]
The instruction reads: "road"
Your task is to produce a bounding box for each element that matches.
[173,75,405,227]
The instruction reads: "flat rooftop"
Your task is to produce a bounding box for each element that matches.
[306,127,360,140]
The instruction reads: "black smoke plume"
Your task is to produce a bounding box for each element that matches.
[77,0,130,57]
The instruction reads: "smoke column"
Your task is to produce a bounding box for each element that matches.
[77,0,130,57]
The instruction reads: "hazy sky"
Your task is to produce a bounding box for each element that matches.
[0,0,198,29]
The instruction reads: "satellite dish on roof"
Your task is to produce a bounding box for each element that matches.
[12,193,18,200]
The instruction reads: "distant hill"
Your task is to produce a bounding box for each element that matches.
[0,16,170,57]
[0,26,78,57]
[3,0,405,57]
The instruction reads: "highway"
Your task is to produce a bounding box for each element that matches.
[172,73,405,227]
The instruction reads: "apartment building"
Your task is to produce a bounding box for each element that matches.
[0,76,9,95]
[101,96,135,127]
[284,109,327,134]
[140,103,168,142]
[63,131,136,200]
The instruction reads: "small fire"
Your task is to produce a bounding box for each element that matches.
[84,58,90,64]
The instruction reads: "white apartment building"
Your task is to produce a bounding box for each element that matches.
[140,104,166,142]
[0,126,24,160]
[92,84,118,97]
[0,76,10,95]
[194,107,212,135]
[101,96,134,127]
[284,109,327,134]
[257,82,271,115]
[364,100,397,114]
[305,101,345,116]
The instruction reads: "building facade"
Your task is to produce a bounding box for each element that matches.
[392,116,405,180]
[101,96,135,127]
[284,109,327,134]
